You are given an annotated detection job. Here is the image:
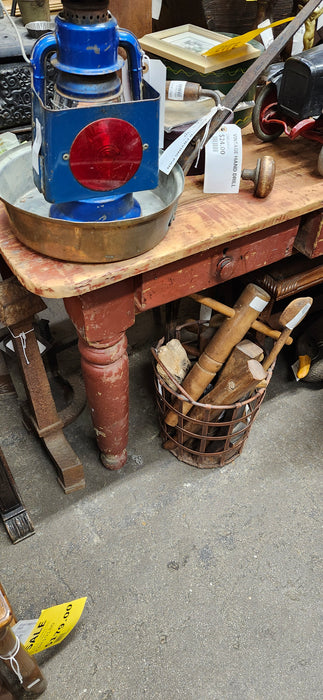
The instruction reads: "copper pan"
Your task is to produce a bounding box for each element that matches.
[0,144,184,263]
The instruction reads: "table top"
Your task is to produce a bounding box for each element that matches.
[0,127,322,299]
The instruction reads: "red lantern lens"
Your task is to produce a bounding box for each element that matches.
[69,118,143,191]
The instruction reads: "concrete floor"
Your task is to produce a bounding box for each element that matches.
[0,300,322,700]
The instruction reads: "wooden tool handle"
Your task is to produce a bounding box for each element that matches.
[262,327,290,371]
[181,351,267,441]
[190,293,293,345]
[165,284,270,426]
[181,360,266,449]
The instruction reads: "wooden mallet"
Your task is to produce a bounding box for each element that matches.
[262,296,313,372]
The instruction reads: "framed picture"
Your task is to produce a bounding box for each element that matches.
[139,24,261,74]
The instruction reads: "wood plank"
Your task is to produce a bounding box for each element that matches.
[0,128,322,299]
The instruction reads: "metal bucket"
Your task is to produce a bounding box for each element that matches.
[17,0,51,25]
[0,144,184,263]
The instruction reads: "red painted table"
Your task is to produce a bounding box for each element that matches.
[0,129,322,469]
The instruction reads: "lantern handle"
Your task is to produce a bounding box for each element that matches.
[31,33,57,104]
[118,28,143,101]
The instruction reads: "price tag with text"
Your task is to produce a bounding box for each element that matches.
[14,597,87,655]
[204,124,242,194]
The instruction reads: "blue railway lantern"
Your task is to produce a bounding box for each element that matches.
[30,0,160,222]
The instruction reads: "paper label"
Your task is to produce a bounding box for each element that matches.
[152,0,162,20]
[203,124,242,194]
[202,18,294,56]
[249,296,269,312]
[144,58,166,149]
[22,597,87,655]
[318,4,323,30]
[121,59,131,102]
[32,118,42,175]
[167,81,187,101]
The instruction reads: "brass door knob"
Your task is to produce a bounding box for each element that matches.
[241,155,276,198]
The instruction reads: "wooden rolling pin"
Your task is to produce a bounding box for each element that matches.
[165,283,270,426]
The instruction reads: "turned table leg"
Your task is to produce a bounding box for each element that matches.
[78,333,129,469]
[64,279,136,470]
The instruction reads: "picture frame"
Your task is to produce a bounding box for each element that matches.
[139,24,261,74]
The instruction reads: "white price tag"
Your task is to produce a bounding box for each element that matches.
[13,619,38,645]
[286,303,311,330]
[144,58,166,149]
[203,124,242,194]
[152,0,162,20]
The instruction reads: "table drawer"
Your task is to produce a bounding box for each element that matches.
[136,218,300,310]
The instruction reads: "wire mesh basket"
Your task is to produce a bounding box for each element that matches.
[152,321,273,469]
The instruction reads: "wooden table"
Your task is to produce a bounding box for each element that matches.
[0,129,322,470]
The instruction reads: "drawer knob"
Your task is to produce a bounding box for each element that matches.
[217,256,234,279]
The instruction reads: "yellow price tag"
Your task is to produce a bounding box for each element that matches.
[202,18,294,56]
[24,597,87,655]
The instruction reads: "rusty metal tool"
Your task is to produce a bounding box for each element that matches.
[165,283,270,426]
[0,447,34,544]
[178,0,323,172]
